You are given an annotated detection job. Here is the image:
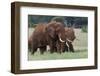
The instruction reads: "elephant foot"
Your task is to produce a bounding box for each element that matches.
[70,49,74,52]
[48,50,54,54]
[31,51,35,55]
[40,46,46,55]
[32,48,37,55]
[59,52,62,54]
[71,51,74,52]
[40,51,44,55]
[68,43,74,53]
[49,48,55,54]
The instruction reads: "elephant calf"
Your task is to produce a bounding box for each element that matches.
[30,21,66,55]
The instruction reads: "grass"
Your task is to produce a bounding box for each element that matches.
[28,49,88,60]
[28,28,88,60]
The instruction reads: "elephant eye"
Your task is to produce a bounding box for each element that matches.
[48,27,54,32]
[47,28,50,32]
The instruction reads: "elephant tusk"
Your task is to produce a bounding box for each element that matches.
[59,37,65,43]
[66,42,69,48]
[67,39,73,43]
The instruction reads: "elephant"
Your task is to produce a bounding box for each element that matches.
[49,17,76,53]
[63,27,76,52]
[31,23,48,55]
[31,21,66,55]
[46,21,66,54]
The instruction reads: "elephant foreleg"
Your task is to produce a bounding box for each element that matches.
[32,47,37,55]
[69,43,74,52]
[40,46,46,54]
[56,42,61,54]
[49,41,56,53]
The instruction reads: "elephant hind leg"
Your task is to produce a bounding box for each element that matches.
[49,45,56,54]
[40,46,46,54]
[32,47,38,55]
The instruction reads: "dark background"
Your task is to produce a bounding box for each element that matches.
[28,15,88,32]
[28,15,88,28]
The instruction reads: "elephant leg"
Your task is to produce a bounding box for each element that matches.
[32,46,38,55]
[64,45,68,52]
[62,44,66,53]
[54,46,57,52]
[40,46,46,55]
[56,41,65,54]
[49,46,55,53]
[56,42,61,54]
[49,42,56,53]
[69,43,74,52]
[60,43,66,53]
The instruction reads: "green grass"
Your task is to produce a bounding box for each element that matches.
[28,49,88,60]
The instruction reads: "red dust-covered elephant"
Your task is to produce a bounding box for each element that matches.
[30,21,66,55]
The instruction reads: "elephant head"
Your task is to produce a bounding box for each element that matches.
[65,27,76,42]
[46,21,66,42]
[46,21,66,53]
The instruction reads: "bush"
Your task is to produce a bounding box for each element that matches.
[51,17,65,22]
[81,25,87,33]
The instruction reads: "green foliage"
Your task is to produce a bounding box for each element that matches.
[29,23,37,28]
[81,25,88,33]
[51,17,65,22]
[28,15,88,28]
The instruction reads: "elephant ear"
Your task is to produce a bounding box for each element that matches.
[46,26,55,39]
[56,26,60,32]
